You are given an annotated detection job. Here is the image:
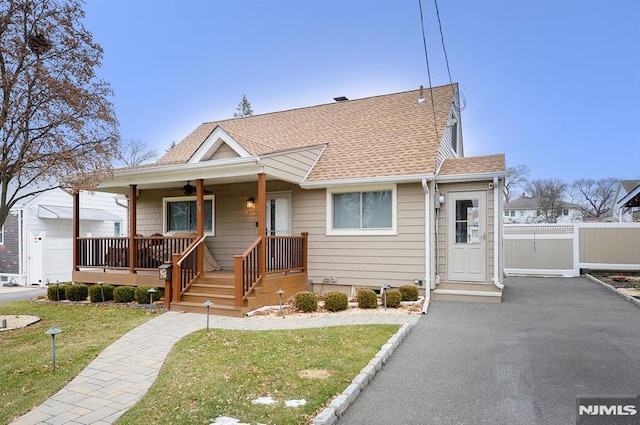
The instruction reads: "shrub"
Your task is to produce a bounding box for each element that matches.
[113,286,136,303]
[88,284,114,303]
[357,289,378,309]
[324,292,349,312]
[65,283,89,302]
[295,291,318,313]
[135,286,160,304]
[383,289,402,308]
[399,285,419,301]
[47,284,67,301]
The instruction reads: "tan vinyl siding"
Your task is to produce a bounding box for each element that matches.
[298,183,426,288]
[210,143,240,160]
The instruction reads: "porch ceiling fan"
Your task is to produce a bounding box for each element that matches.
[177,181,212,196]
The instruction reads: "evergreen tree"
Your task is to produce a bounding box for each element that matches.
[233,95,253,117]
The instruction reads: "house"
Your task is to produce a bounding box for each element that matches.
[503,195,583,223]
[71,83,506,316]
[0,188,127,286]
[613,180,640,222]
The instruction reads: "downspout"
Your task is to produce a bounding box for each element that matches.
[421,178,431,314]
[493,176,504,289]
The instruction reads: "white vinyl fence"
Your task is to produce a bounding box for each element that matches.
[504,223,640,276]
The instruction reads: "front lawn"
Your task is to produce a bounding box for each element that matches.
[0,301,156,424]
[117,325,399,425]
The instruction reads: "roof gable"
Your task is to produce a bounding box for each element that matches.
[187,126,250,163]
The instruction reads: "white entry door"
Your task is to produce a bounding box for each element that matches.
[265,193,291,236]
[28,231,45,286]
[447,191,486,282]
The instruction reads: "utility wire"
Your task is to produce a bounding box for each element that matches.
[433,0,454,93]
[418,0,439,141]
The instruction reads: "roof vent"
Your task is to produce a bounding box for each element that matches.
[333,96,349,102]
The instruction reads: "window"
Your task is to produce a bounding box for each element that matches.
[114,222,122,236]
[0,225,3,245]
[455,198,479,243]
[327,186,397,235]
[562,208,569,216]
[504,210,515,217]
[163,196,215,234]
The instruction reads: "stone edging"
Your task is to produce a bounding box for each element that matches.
[585,274,640,309]
[312,321,415,425]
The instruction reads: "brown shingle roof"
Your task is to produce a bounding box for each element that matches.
[438,154,505,176]
[156,84,458,181]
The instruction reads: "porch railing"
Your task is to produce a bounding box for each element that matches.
[76,236,195,270]
[233,232,308,308]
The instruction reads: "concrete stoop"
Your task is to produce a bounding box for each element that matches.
[432,282,502,303]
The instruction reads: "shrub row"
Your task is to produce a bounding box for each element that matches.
[47,283,161,304]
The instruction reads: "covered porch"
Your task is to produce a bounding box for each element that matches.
[71,173,308,316]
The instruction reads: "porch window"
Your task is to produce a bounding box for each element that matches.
[327,185,397,235]
[163,196,215,234]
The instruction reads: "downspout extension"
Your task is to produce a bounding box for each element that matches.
[492,176,504,289]
[421,178,431,314]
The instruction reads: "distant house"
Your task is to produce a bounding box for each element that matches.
[613,180,640,222]
[503,195,582,223]
[70,84,508,316]
[0,189,127,286]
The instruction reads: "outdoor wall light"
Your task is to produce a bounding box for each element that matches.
[246,197,256,210]
[45,326,62,372]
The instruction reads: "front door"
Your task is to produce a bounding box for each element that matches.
[447,191,486,282]
[265,192,291,236]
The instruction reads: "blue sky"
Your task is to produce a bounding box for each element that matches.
[83,0,639,182]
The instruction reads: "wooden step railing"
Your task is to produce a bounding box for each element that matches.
[171,235,206,304]
[234,232,308,308]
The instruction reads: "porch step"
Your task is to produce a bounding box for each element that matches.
[432,282,502,303]
[169,301,247,318]
[187,282,235,296]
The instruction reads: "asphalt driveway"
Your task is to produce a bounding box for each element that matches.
[338,276,640,425]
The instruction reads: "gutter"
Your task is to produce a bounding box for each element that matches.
[492,176,504,289]
[301,174,436,189]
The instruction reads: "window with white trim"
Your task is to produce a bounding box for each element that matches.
[327,186,397,235]
[163,196,215,234]
[0,225,3,245]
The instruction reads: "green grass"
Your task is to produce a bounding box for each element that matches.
[0,301,157,424]
[118,325,399,425]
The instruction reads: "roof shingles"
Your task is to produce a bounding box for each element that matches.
[156,84,459,181]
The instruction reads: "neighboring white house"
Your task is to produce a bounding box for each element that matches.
[0,189,127,286]
[503,195,583,223]
[613,180,640,222]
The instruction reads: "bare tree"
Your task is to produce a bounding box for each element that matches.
[233,94,253,118]
[0,0,118,229]
[115,138,158,167]
[504,164,530,202]
[525,179,568,223]
[571,178,618,219]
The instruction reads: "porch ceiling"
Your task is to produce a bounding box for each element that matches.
[95,160,264,194]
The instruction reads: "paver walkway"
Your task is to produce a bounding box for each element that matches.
[11,310,420,425]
